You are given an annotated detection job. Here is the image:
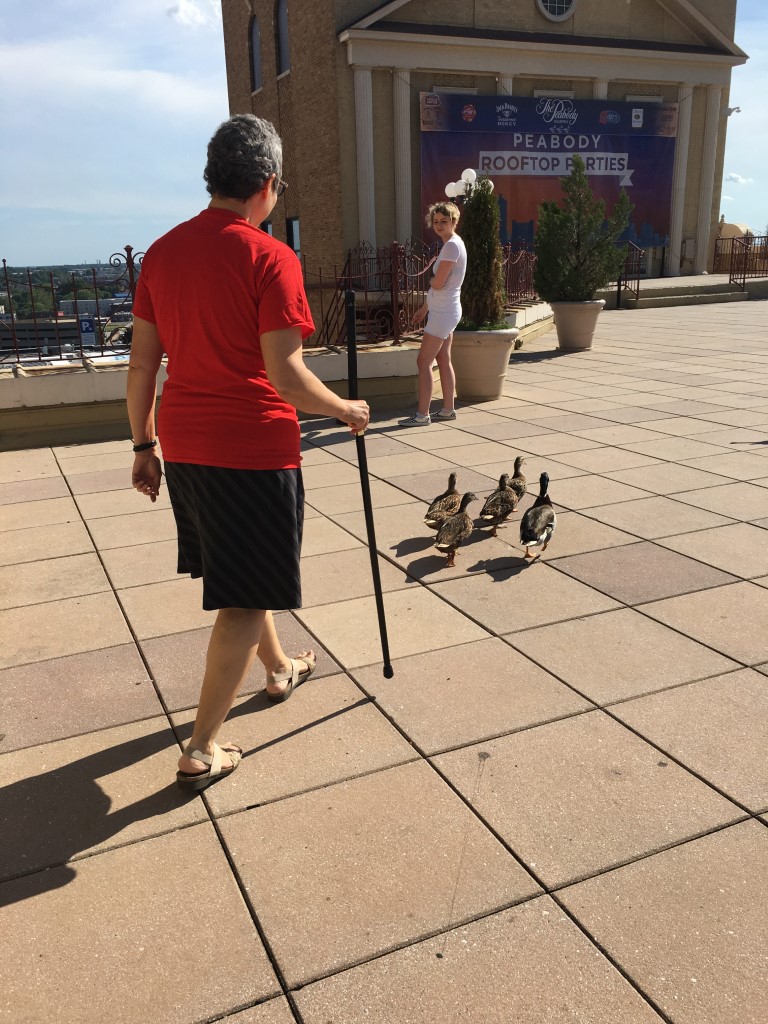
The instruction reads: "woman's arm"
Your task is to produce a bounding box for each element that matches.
[261,327,369,432]
[127,316,164,501]
[430,258,456,291]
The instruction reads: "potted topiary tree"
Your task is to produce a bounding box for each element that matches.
[534,154,632,351]
[448,172,519,401]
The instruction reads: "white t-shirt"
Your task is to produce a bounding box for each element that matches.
[429,234,467,309]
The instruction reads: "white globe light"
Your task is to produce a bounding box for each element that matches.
[461,168,477,184]
[487,179,495,192]
[445,182,458,197]
[454,179,467,195]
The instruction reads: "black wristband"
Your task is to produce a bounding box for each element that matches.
[132,439,158,453]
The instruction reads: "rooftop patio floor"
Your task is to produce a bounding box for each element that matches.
[2,301,768,1023]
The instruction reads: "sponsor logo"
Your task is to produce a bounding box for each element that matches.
[599,110,621,125]
[632,108,644,128]
[462,103,477,123]
[496,101,519,127]
[535,97,579,129]
[424,93,441,107]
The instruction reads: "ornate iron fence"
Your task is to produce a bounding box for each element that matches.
[0,246,142,364]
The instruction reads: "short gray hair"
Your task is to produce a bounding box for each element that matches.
[203,114,283,200]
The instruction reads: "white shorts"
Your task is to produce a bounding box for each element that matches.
[424,306,461,341]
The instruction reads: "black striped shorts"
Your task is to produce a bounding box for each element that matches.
[163,462,304,611]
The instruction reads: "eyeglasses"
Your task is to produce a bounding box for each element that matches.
[276,178,288,197]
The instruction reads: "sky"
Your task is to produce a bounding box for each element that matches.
[0,0,766,266]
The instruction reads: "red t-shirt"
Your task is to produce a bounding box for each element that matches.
[133,208,315,470]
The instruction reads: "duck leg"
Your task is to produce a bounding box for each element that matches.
[446,549,457,568]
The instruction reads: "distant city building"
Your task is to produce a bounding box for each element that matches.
[58,298,133,316]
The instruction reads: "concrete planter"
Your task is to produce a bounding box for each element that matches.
[550,299,605,351]
[452,327,520,402]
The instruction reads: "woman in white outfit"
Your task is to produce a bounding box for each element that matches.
[399,202,467,427]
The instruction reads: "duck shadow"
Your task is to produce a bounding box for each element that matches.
[390,534,434,558]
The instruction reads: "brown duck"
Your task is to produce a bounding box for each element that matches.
[478,473,518,537]
[424,471,461,531]
[435,492,477,568]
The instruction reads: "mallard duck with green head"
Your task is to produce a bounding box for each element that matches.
[519,472,556,560]
[424,471,461,530]
[435,492,477,567]
[478,473,519,537]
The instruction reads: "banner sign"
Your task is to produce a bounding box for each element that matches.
[420,94,678,248]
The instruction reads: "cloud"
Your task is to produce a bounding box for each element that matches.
[725,172,754,184]
[166,0,221,28]
[722,195,735,201]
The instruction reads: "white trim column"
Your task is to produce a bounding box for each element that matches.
[593,80,608,99]
[498,75,515,95]
[354,65,376,245]
[665,84,694,276]
[393,69,412,243]
[694,84,723,274]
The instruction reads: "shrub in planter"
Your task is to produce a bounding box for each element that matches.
[458,176,507,330]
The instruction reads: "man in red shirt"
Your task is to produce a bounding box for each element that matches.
[127,114,369,790]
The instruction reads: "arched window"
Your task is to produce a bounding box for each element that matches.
[536,0,577,22]
[249,16,262,92]
[275,0,290,74]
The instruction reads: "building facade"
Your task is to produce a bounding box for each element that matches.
[221,0,746,276]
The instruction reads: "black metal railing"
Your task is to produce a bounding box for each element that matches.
[714,235,768,283]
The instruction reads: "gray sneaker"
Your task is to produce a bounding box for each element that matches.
[433,408,457,421]
[398,412,431,427]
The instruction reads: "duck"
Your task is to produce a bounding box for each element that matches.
[519,472,556,560]
[478,473,519,537]
[435,492,477,567]
[509,455,527,503]
[424,471,461,530]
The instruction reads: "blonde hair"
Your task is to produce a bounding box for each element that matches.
[425,202,460,228]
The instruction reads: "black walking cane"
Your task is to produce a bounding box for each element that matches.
[345,289,394,678]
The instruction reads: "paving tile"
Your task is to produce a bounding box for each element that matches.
[330,501,450,567]
[385,466,498,504]
[492,402,579,418]
[353,638,591,754]
[51,440,132,459]
[299,546,409,607]
[296,588,487,669]
[100,539,180,588]
[570,424,668,445]
[220,760,539,986]
[0,520,94,567]
[300,516,363,557]
[654,522,768,579]
[509,607,737,704]
[221,998,296,1024]
[0,495,80,533]
[0,476,69,505]
[421,440,518,468]
[612,669,768,810]
[435,712,740,888]
[295,896,665,1024]
[692,408,768,427]
[433,563,618,634]
[516,413,615,432]
[57,451,134,475]
[605,462,733,495]
[549,447,661,472]
[74,487,173,519]
[299,445,343,466]
[455,419,557,441]
[173,673,416,813]
[304,478,415,516]
[619,436,732,461]
[0,450,58,484]
[0,717,207,881]
[583,495,734,538]
[0,644,162,752]
[366,450,453,478]
[390,427,488,451]
[88,508,178,550]
[672,481,768,521]
[687,426,768,448]
[0,551,112,610]
[0,824,279,1022]
[545,474,650,509]
[642,582,768,664]
[551,542,737,605]
[681,451,768,481]
[300,461,361,489]
[118,577,214,639]
[0,591,132,669]
[585,405,681,423]
[531,510,636,558]
[515,433,605,456]
[65,466,135,495]
[636,416,729,436]
[333,435,414,463]
[641,399,739,416]
[559,821,768,1024]
[539,397,625,413]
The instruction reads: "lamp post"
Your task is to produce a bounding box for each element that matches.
[444,167,495,200]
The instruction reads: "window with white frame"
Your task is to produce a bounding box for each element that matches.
[536,0,577,22]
